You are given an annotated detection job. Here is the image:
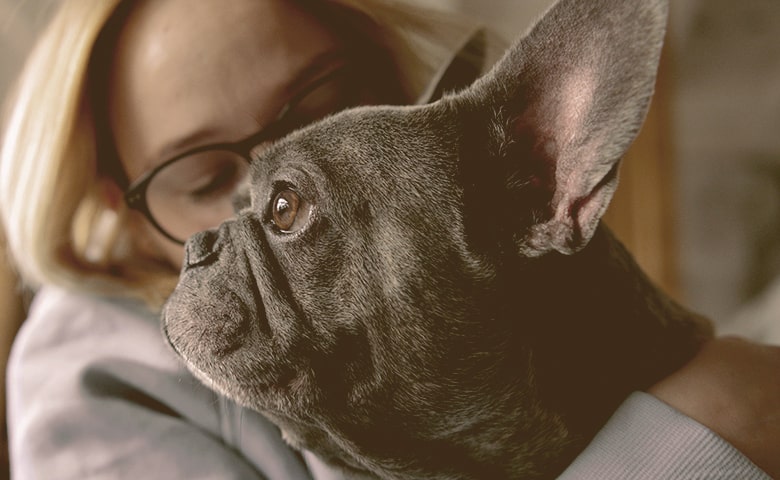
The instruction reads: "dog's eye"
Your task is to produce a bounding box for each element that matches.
[270,189,310,233]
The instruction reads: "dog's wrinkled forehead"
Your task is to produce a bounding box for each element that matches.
[254,105,456,180]
[247,104,465,225]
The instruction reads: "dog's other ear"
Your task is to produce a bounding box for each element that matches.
[462,0,668,256]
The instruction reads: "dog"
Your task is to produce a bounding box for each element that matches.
[162,0,713,477]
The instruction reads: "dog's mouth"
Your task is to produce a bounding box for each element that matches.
[162,218,280,385]
[162,272,262,359]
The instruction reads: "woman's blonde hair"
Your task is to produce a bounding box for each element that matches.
[0,0,490,309]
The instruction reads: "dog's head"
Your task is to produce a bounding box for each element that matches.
[163,0,668,476]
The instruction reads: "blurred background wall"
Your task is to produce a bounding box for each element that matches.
[669,0,780,341]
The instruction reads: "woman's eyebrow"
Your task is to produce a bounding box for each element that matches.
[283,48,348,96]
[149,49,348,173]
[147,127,221,173]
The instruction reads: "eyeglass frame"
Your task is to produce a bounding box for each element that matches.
[123,62,354,245]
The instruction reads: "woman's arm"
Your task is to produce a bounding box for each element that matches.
[559,337,779,479]
[648,337,780,478]
[558,391,770,479]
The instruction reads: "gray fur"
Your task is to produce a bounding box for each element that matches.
[162,0,712,478]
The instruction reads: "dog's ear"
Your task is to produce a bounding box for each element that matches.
[459,0,668,256]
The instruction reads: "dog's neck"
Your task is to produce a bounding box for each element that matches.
[387,225,715,478]
[510,224,711,436]
[529,225,696,332]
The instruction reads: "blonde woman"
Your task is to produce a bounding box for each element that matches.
[1,0,778,478]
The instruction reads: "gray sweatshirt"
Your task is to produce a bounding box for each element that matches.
[6,286,770,479]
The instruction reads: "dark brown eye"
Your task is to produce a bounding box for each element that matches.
[271,189,309,232]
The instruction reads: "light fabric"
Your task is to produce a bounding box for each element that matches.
[559,392,770,479]
[8,287,771,479]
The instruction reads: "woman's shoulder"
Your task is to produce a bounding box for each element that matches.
[10,290,373,479]
[7,285,189,408]
[12,285,169,365]
[6,286,315,479]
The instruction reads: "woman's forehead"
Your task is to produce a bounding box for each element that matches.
[107,0,342,178]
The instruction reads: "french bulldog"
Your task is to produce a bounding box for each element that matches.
[162,0,713,478]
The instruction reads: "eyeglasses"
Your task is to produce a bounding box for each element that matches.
[124,63,364,245]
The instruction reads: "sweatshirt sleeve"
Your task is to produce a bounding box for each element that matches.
[557,391,772,479]
[6,287,313,480]
[11,290,771,480]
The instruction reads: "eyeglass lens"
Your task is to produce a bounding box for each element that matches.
[146,150,249,243]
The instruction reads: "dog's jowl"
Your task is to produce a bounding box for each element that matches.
[162,0,713,478]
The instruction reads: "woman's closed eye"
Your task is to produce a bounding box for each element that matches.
[189,160,241,200]
[158,150,249,205]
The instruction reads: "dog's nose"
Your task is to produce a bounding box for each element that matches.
[184,228,223,268]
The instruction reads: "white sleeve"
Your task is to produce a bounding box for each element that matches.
[558,392,771,479]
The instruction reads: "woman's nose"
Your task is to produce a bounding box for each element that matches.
[231,177,251,213]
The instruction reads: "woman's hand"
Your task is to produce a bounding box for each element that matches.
[648,336,780,478]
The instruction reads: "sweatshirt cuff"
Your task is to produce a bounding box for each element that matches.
[557,391,771,479]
